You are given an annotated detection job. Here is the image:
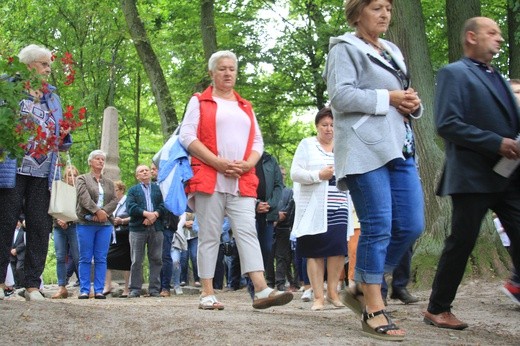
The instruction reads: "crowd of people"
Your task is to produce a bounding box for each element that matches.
[1,0,519,342]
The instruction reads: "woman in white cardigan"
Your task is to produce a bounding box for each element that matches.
[291,107,351,311]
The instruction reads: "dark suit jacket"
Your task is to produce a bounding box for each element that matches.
[11,227,25,262]
[126,182,166,232]
[435,57,520,196]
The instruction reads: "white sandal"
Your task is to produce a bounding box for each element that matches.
[198,295,225,310]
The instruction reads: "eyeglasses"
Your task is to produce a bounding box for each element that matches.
[34,61,51,68]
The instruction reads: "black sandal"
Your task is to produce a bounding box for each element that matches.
[361,309,405,342]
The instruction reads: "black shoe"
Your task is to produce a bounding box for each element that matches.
[78,293,89,299]
[94,293,106,299]
[390,287,419,304]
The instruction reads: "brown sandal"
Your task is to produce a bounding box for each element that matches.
[361,309,404,342]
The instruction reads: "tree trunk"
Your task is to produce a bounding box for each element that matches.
[387,0,509,286]
[198,0,217,90]
[120,0,177,139]
[508,0,520,78]
[446,0,480,62]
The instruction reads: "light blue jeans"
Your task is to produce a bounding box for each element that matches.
[76,224,112,295]
[346,157,424,284]
[53,223,79,286]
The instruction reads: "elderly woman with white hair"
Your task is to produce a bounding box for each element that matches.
[0,44,72,301]
[179,50,293,310]
[75,150,118,299]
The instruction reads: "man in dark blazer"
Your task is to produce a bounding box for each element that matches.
[10,218,26,288]
[126,164,166,298]
[424,17,520,330]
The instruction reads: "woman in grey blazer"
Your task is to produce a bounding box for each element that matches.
[323,0,424,341]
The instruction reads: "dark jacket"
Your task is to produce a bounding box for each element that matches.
[256,152,284,222]
[435,57,520,196]
[126,182,166,232]
[10,226,25,262]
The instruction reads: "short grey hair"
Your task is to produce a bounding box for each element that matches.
[18,44,52,65]
[87,150,106,165]
[208,50,237,72]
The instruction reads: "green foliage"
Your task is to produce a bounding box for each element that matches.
[0,56,33,160]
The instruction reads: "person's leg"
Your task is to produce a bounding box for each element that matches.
[428,193,490,314]
[171,248,182,292]
[325,255,345,302]
[0,175,25,293]
[129,231,147,295]
[193,192,225,298]
[180,245,189,285]
[256,219,275,285]
[189,238,200,283]
[67,223,80,283]
[307,257,325,309]
[160,228,174,293]
[104,269,112,293]
[265,222,276,287]
[346,165,399,333]
[347,228,360,286]
[76,225,95,295]
[147,229,163,295]
[53,227,68,287]
[213,243,225,289]
[92,225,112,295]
[274,228,291,290]
[22,176,52,291]
[385,157,425,271]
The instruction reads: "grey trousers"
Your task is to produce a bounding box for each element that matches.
[129,227,163,294]
[194,192,264,278]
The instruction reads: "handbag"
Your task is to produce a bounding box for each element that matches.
[48,153,78,222]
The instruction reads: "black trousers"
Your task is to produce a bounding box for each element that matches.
[0,175,52,289]
[428,187,520,314]
[274,227,296,288]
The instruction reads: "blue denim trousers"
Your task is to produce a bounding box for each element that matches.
[76,224,112,294]
[180,237,199,284]
[255,218,274,273]
[160,228,174,290]
[346,157,424,284]
[53,224,79,286]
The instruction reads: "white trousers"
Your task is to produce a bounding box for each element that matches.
[194,192,264,278]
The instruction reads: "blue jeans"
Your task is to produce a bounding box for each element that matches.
[76,224,112,295]
[170,248,182,288]
[180,237,199,284]
[346,157,424,284]
[53,224,79,286]
[161,229,174,290]
[255,218,275,278]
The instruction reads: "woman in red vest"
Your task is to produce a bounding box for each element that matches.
[179,50,293,310]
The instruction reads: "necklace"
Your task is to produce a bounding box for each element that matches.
[356,34,384,52]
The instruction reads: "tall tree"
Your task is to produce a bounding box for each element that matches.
[200,0,218,64]
[120,0,178,139]
[508,0,520,78]
[446,0,481,62]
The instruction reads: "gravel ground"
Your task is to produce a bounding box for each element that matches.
[1,279,519,345]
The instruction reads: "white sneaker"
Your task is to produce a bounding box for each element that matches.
[174,287,184,295]
[26,290,45,301]
[301,288,313,302]
[0,287,4,300]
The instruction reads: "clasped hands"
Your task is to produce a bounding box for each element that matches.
[90,209,109,223]
[215,158,252,179]
[390,88,421,116]
[143,211,159,226]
